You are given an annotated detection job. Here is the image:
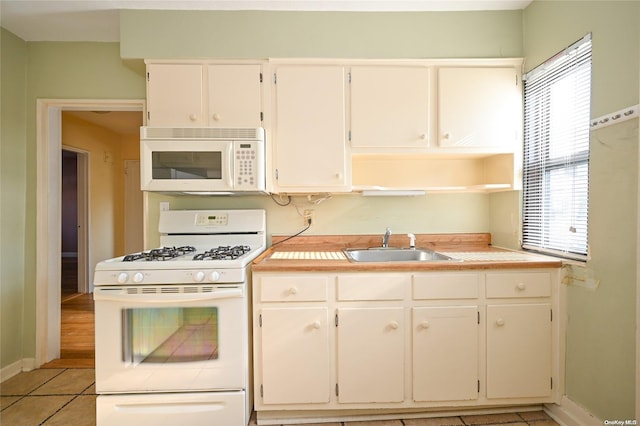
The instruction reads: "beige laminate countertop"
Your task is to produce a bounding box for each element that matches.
[252,233,563,272]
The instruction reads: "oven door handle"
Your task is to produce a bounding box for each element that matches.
[94,287,243,303]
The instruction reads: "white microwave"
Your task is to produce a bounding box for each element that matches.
[140,127,265,194]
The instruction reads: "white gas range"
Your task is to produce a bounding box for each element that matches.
[93,209,265,426]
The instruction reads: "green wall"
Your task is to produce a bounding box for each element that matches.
[120,10,523,59]
[523,1,639,420]
[1,28,28,371]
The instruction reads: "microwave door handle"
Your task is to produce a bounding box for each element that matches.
[94,287,243,303]
[226,147,234,187]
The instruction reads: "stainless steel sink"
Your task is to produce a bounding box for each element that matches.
[343,248,460,263]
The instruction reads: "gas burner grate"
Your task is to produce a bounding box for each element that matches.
[193,245,251,261]
[123,246,196,262]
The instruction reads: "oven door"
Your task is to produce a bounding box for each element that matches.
[94,285,246,393]
[140,139,234,192]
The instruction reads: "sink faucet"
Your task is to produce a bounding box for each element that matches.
[382,228,392,248]
[408,233,416,249]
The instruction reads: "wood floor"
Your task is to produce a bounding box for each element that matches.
[41,258,95,369]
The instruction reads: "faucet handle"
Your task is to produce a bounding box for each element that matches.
[407,233,416,248]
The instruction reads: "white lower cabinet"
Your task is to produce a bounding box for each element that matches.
[336,307,404,403]
[259,307,331,404]
[412,306,479,402]
[486,303,552,399]
[253,268,559,419]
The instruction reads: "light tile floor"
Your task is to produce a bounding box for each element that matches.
[2,369,560,426]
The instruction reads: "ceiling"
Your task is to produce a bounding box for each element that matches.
[1,0,532,42]
[64,111,143,136]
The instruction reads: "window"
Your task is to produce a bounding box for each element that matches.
[522,34,592,261]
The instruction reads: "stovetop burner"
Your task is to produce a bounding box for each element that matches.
[194,245,251,261]
[123,246,197,262]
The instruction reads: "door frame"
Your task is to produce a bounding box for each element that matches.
[36,99,145,365]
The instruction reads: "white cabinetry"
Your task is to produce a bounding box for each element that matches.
[412,272,479,402]
[271,65,350,193]
[336,273,407,404]
[485,271,553,399]
[252,267,559,422]
[438,67,520,149]
[254,275,331,405]
[337,307,404,403]
[350,66,432,149]
[145,62,262,127]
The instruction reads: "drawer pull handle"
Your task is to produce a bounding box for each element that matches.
[420,321,430,329]
[312,321,321,329]
[389,321,399,330]
[516,283,526,291]
[496,318,505,327]
[189,113,198,121]
[288,287,298,295]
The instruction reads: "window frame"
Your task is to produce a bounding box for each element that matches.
[521,34,592,262]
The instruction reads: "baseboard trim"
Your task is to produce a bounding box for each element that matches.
[0,358,36,383]
[545,397,602,426]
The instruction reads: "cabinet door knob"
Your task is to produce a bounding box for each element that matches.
[496,318,505,327]
[443,132,451,140]
[312,321,321,329]
[212,113,221,121]
[516,282,526,291]
[189,113,198,121]
[289,287,298,295]
[420,321,430,329]
[420,133,428,140]
[389,321,399,330]
[335,172,343,180]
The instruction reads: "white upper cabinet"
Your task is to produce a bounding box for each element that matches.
[271,65,351,193]
[350,66,432,150]
[146,62,262,127]
[207,65,262,127]
[438,67,520,150]
[146,63,205,126]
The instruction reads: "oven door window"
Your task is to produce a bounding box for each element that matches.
[123,307,219,364]
[151,152,223,180]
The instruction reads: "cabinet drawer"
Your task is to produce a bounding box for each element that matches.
[486,272,551,298]
[259,275,329,302]
[337,274,408,301]
[413,273,479,299]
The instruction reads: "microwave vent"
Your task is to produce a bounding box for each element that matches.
[141,127,263,140]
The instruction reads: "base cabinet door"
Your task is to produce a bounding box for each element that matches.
[336,307,404,403]
[259,307,331,404]
[486,303,552,399]
[412,306,479,402]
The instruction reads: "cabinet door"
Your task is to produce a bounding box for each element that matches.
[351,66,431,149]
[259,307,331,404]
[486,303,552,399]
[412,306,478,402]
[438,67,520,149]
[146,63,205,127]
[272,65,350,192]
[207,65,262,127]
[337,307,404,403]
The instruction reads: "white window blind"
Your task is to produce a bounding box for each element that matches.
[522,34,592,261]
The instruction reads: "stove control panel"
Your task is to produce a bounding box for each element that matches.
[95,268,246,285]
[195,213,228,227]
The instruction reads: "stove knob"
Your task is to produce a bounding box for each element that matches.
[133,272,144,283]
[194,271,206,282]
[209,271,221,282]
[117,272,129,284]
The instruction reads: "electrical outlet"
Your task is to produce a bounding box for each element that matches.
[303,209,314,226]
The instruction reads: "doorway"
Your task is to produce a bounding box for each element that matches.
[61,148,89,299]
[36,99,145,366]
